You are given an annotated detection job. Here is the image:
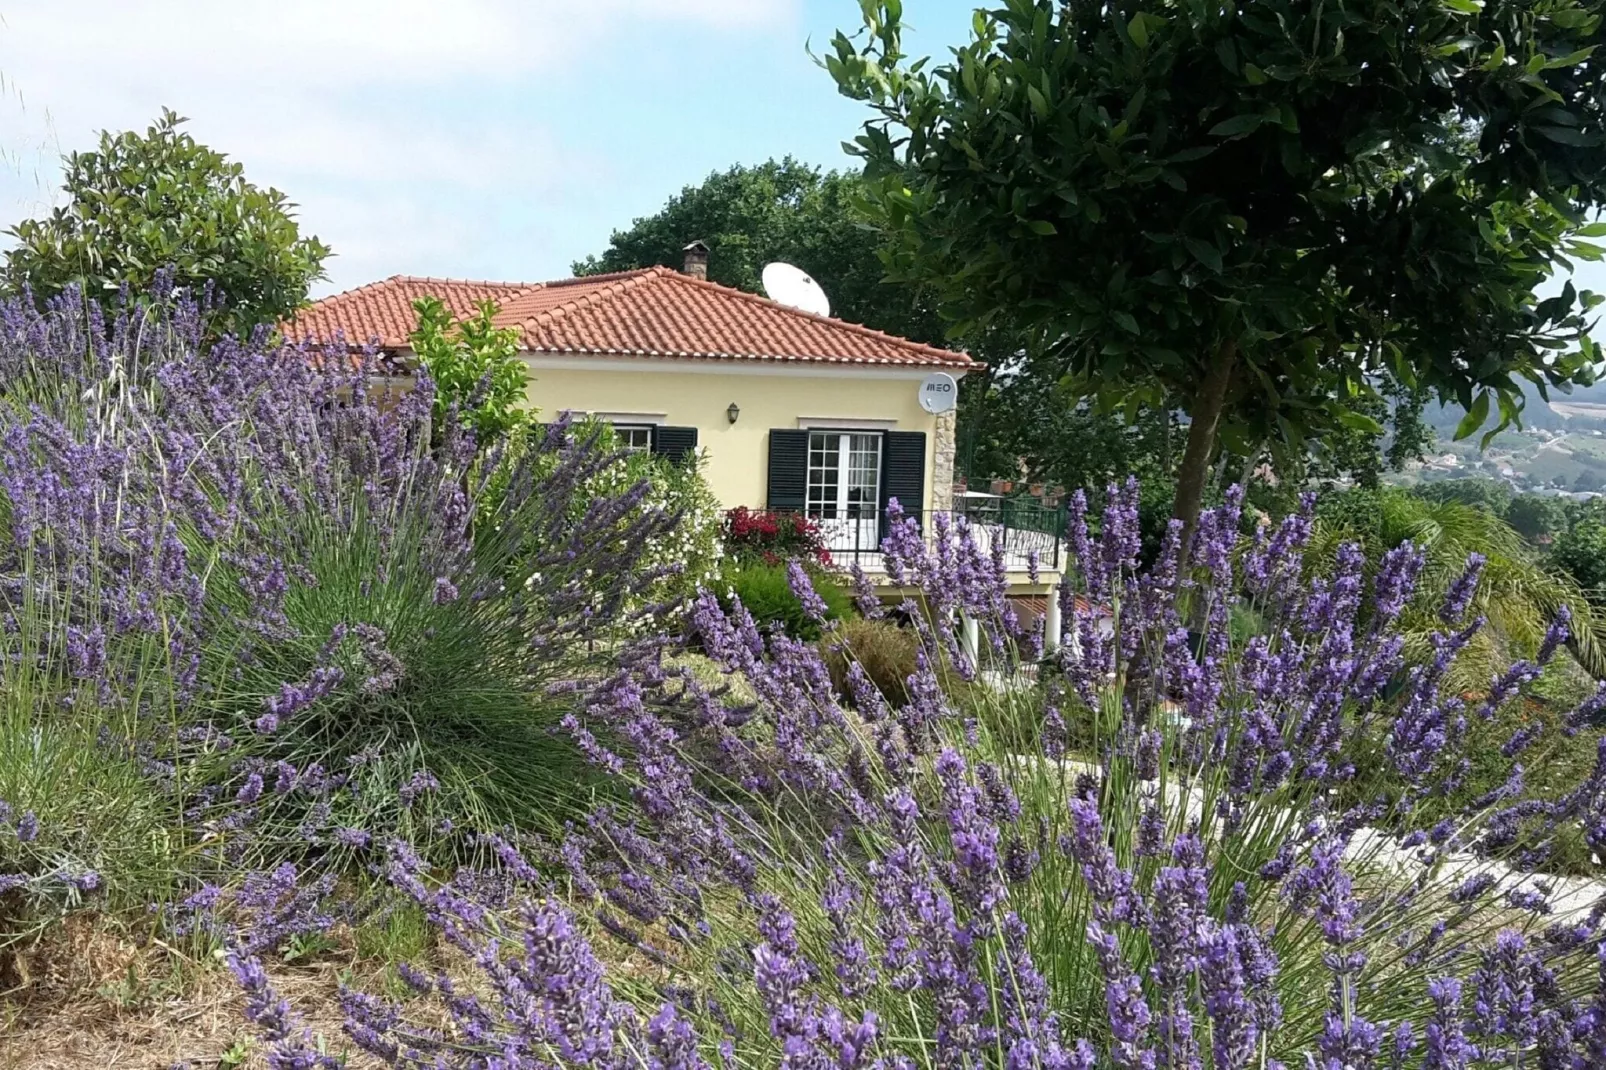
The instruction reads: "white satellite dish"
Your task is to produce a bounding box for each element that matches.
[762,262,831,318]
[919,372,958,414]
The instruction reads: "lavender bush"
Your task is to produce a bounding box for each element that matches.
[252,482,1606,1068]
[0,283,681,887]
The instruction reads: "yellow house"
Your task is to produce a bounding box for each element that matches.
[288,251,1063,617]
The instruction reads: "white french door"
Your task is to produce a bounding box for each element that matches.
[806,432,881,556]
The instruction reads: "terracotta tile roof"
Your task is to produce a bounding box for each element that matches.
[284,275,537,348]
[286,268,974,368]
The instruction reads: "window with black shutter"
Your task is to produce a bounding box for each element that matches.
[766,430,809,513]
[650,426,699,464]
[880,430,927,535]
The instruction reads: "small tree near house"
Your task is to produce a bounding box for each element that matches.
[408,297,529,444]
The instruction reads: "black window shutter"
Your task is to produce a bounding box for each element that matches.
[651,426,698,464]
[767,430,809,513]
[881,431,927,532]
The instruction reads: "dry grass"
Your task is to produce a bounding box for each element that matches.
[0,915,384,1070]
[0,883,707,1067]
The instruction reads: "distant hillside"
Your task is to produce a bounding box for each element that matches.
[1426,379,1606,438]
[1403,380,1606,493]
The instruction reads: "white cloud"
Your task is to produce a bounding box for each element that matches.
[0,0,797,290]
[0,1,791,91]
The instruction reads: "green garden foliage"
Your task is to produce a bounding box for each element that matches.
[408,296,529,445]
[1414,477,1518,516]
[721,562,853,640]
[3,110,328,337]
[1552,516,1606,606]
[1505,493,1570,541]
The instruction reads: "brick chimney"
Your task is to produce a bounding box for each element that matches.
[682,240,710,281]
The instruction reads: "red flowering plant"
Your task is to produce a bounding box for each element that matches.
[722,506,831,566]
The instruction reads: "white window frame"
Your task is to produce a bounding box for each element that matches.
[796,417,898,431]
[806,430,882,521]
[613,424,654,454]
[590,411,668,425]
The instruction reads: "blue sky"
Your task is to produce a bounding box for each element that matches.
[0,1,981,296]
[0,0,1599,304]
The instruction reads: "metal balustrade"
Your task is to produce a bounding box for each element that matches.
[801,501,1065,575]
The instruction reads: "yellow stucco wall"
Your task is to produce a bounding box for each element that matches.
[522,355,950,510]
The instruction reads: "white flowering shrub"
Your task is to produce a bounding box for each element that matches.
[503,416,723,614]
[604,432,724,605]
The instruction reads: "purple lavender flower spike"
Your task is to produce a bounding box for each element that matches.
[849,562,884,619]
[786,558,831,624]
[228,950,342,1069]
[1440,552,1486,624]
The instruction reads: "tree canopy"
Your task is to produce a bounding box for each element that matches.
[4,109,329,337]
[828,0,1606,536]
[577,158,1157,494]
[574,157,940,344]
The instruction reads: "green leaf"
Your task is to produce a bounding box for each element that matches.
[1183,236,1223,272]
[1576,222,1606,237]
[1026,219,1057,236]
[1334,410,1384,435]
[1026,84,1051,120]
[1209,114,1264,137]
[1546,46,1595,70]
[1454,392,1491,441]
[1112,310,1141,334]
[1214,38,1237,73]
[1243,64,1267,85]
[1127,12,1148,48]
[1536,125,1596,146]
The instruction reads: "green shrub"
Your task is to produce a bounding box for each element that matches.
[0,710,182,925]
[1552,518,1606,609]
[721,562,852,640]
[822,617,920,706]
[198,421,670,849]
[409,295,527,443]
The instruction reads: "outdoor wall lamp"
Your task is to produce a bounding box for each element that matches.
[727,402,741,425]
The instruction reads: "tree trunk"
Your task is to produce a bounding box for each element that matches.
[1173,340,1237,550]
[1160,405,1174,477]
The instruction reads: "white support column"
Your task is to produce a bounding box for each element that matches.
[1043,583,1062,656]
[961,612,981,665]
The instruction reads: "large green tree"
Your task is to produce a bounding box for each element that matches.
[828,0,1606,540]
[4,109,330,337]
[575,157,941,344]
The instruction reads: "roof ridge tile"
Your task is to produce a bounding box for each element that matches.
[287,266,976,367]
[658,270,969,364]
